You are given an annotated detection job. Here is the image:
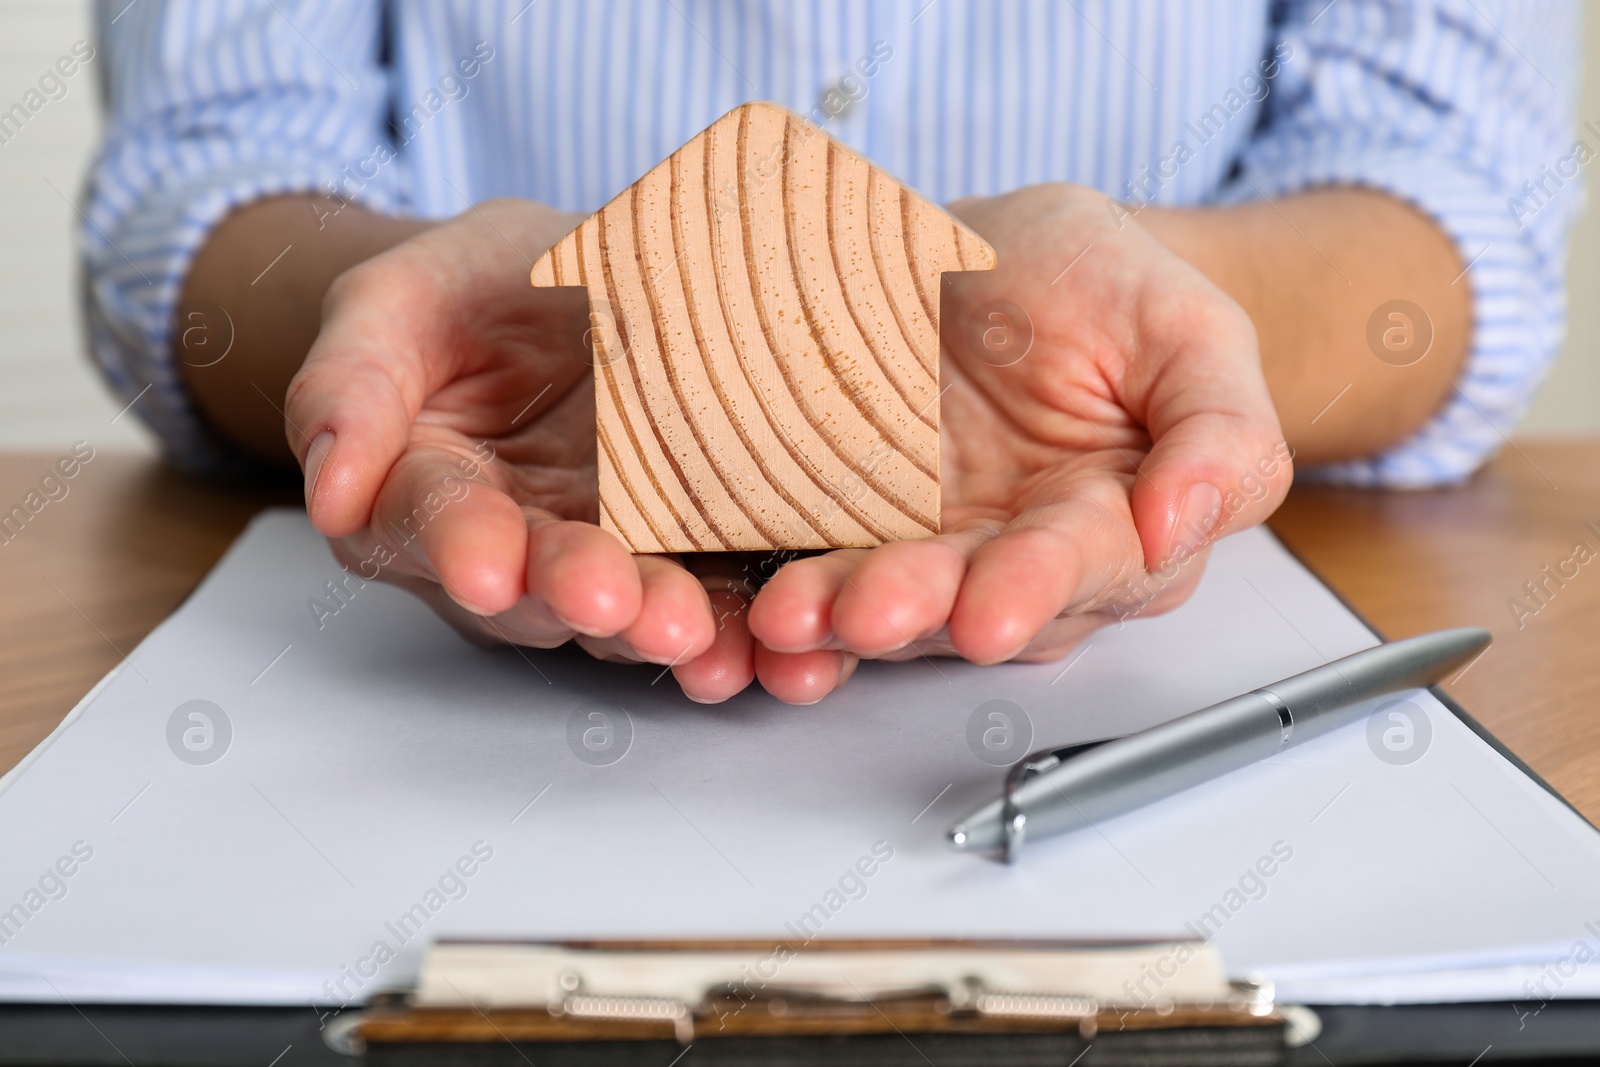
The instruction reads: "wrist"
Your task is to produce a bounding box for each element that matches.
[1136,190,1472,463]
[179,196,432,465]
[1136,204,1268,330]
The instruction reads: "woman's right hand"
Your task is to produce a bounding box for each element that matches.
[283,198,845,703]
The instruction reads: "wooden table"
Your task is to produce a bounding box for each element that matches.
[2,444,1596,822]
[1269,440,1600,823]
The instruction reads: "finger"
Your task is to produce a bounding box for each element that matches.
[364,445,527,614]
[579,555,716,665]
[949,467,1138,664]
[1127,298,1292,569]
[952,560,1197,664]
[829,609,1110,665]
[1134,415,1293,568]
[286,264,449,538]
[385,572,576,650]
[754,646,859,706]
[1101,542,1214,627]
[990,615,1109,663]
[746,551,866,653]
[284,201,578,537]
[526,520,645,638]
[671,573,757,703]
[828,522,1001,656]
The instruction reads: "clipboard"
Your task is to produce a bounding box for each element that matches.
[329,937,1311,1064]
[7,514,1600,1065]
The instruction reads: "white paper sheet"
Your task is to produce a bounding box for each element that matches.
[2,509,1597,1009]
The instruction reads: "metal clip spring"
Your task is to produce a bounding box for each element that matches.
[974,992,1098,1019]
[562,994,695,1043]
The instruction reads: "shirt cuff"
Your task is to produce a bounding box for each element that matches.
[82,161,402,474]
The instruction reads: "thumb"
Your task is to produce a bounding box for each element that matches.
[1127,311,1292,569]
[1131,413,1294,571]
[284,270,437,538]
[284,201,586,537]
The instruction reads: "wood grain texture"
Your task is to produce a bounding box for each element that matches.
[529,101,996,553]
[1267,441,1600,825]
[356,1001,1276,1044]
[0,454,297,778]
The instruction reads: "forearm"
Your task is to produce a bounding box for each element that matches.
[1141,188,1470,465]
[177,196,431,466]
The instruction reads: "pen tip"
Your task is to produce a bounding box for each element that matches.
[947,827,967,848]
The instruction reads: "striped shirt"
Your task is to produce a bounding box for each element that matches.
[82,0,1581,486]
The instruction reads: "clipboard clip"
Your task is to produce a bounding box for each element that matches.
[550,974,1107,1044]
[553,988,697,1043]
[330,940,1303,1056]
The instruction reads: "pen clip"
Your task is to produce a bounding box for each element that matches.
[1001,737,1120,864]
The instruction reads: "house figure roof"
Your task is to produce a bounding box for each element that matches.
[530,101,996,553]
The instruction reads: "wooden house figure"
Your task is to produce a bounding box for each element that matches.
[530,101,996,553]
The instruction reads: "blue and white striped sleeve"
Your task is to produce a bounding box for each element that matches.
[1222,0,1582,487]
[83,0,399,473]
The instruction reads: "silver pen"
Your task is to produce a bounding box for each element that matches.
[947,628,1491,862]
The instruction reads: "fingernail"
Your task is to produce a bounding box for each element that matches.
[1167,482,1222,564]
[303,431,335,515]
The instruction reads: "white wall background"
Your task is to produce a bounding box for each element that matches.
[0,0,154,452]
[0,1,1594,455]
[1522,2,1600,433]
